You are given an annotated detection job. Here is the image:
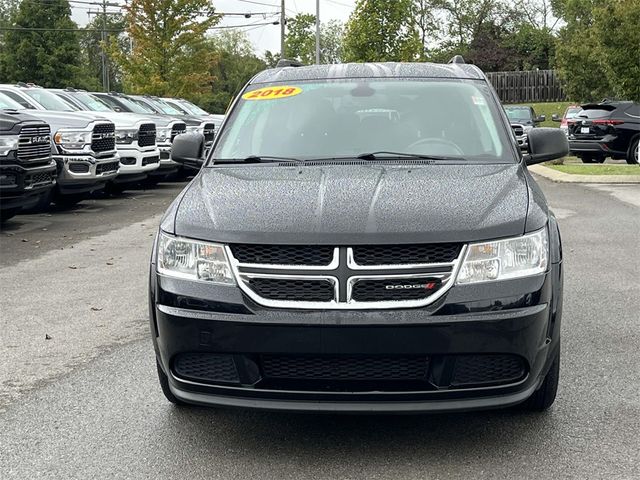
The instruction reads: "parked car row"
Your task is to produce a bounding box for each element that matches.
[0,83,223,222]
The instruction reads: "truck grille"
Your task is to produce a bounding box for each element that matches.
[170,122,187,142]
[96,161,119,175]
[137,123,156,147]
[511,124,525,136]
[229,244,465,309]
[17,124,51,163]
[91,122,115,152]
[203,123,215,143]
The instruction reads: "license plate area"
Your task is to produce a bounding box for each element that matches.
[581,126,590,134]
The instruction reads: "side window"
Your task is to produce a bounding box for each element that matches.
[0,90,34,109]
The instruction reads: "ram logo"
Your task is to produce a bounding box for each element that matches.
[24,135,51,144]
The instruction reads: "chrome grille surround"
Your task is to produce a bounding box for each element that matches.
[227,244,466,310]
[17,124,51,163]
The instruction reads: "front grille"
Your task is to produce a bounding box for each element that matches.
[142,156,159,166]
[230,244,335,266]
[17,124,51,163]
[351,277,442,302]
[137,123,156,147]
[247,277,335,302]
[451,355,526,387]
[68,163,90,173]
[262,355,429,381]
[352,243,461,266]
[203,123,215,142]
[173,353,239,383]
[96,161,119,175]
[91,123,115,152]
[170,122,187,142]
[26,171,53,187]
[511,124,524,136]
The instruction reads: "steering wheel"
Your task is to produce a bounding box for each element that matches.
[406,137,464,156]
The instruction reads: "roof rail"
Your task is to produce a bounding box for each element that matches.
[276,59,304,68]
[64,87,77,92]
[448,55,466,64]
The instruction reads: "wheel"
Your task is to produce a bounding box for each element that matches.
[156,359,187,405]
[594,155,606,164]
[521,349,560,412]
[0,207,20,223]
[627,137,639,165]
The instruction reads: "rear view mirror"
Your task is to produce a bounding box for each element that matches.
[171,132,205,169]
[551,114,560,122]
[525,128,569,165]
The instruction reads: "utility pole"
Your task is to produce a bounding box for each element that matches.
[101,0,109,91]
[315,0,320,64]
[280,0,285,59]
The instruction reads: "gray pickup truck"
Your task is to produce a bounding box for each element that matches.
[0,109,57,221]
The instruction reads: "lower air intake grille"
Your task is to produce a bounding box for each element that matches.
[142,156,159,166]
[451,354,526,387]
[173,353,239,383]
[262,355,429,381]
[26,171,53,187]
[230,244,334,266]
[352,243,462,266]
[96,161,119,175]
[247,277,335,302]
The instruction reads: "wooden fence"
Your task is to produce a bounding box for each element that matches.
[486,70,567,103]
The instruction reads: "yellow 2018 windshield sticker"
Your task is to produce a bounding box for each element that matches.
[242,86,302,100]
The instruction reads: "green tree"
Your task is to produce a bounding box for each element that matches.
[198,30,266,113]
[592,0,640,101]
[0,0,90,87]
[111,0,219,97]
[80,13,129,91]
[343,0,422,62]
[284,14,344,64]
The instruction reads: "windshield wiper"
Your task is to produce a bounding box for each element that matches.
[214,155,304,165]
[355,151,461,161]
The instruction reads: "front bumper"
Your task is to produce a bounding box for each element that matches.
[151,264,563,413]
[55,154,120,194]
[116,146,161,178]
[0,160,57,210]
[149,145,179,177]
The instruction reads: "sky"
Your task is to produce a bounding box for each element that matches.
[71,0,357,56]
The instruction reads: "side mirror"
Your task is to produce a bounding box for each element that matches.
[171,132,205,168]
[535,115,546,123]
[525,128,569,165]
[551,114,560,122]
[113,106,123,112]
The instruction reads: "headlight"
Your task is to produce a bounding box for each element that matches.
[54,129,92,149]
[0,135,20,156]
[156,127,171,142]
[115,128,138,144]
[456,228,548,284]
[157,232,235,285]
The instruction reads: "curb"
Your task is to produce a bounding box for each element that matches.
[529,164,640,184]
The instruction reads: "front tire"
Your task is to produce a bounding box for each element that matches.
[156,359,188,406]
[627,137,639,165]
[521,349,560,412]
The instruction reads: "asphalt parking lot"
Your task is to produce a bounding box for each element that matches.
[1,177,639,479]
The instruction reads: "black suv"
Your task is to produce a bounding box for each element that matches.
[150,61,568,413]
[568,101,640,164]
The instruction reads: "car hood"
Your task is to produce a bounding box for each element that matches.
[81,111,156,128]
[173,163,532,244]
[15,110,104,130]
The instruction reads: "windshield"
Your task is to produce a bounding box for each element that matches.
[0,92,24,110]
[72,92,113,112]
[177,99,209,115]
[22,89,77,112]
[163,99,190,115]
[146,98,183,115]
[212,79,512,163]
[504,106,533,123]
[120,96,156,114]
